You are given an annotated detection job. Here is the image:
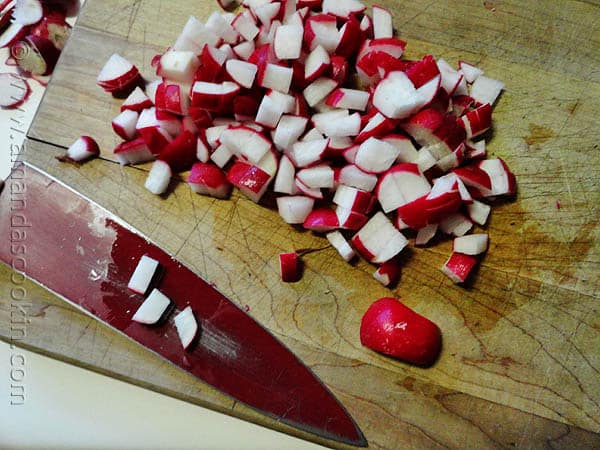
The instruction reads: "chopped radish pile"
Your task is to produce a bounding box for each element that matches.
[360,297,442,366]
[77,0,518,362]
[86,0,516,290]
[0,0,72,106]
[127,254,160,295]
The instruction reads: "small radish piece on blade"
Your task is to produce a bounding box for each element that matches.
[65,135,100,162]
[145,160,172,195]
[127,255,160,295]
[0,72,30,108]
[326,231,355,262]
[132,289,173,325]
[453,234,488,255]
[279,252,301,282]
[174,306,198,350]
[360,298,442,366]
[441,252,477,283]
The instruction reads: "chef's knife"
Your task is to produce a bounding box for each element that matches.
[0,162,366,447]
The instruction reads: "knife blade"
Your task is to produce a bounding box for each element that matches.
[0,162,366,447]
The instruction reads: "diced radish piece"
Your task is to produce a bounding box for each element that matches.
[173,16,219,53]
[158,130,197,173]
[225,59,257,89]
[255,94,285,128]
[317,112,361,138]
[295,178,323,199]
[113,138,153,165]
[155,82,190,116]
[274,155,297,194]
[360,297,442,365]
[233,40,255,60]
[279,252,301,282]
[435,142,465,172]
[97,53,141,94]
[277,195,314,224]
[297,165,334,189]
[145,160,172,195]
[336,206,367,230]
[205,124,229,149]
[205,11,238,44]
[355,137,400,174]
[112,109,139,140]
[303,208,339,232]
[479,158,517,197]
[259,63,293,93]
[211,144,234,168]
[220,125,271,164]
[274,24,303,60]
[0,72,30,108]
[304,14,340,53]
[355,112,396,143]
[470,75,504,105]
[415,223,438,246]
[11,0,42,26]
[416,147,437,172]
[155,110,183,137]
[441,253,477,284]
[121,87,152,112]
[191,81,240,112]
[273,115,308,149]
[459,103,492,139]
[326,88,370,111]
[333,184,373,214]
[373,260,401,287]
[322,0,366,18]
[254,2,281,26]
[196,134,211,163]
[301,127,324,141]
[458,61,483,83]
[338,164,378,192]
[375,163,431,212]
[132,289,172,325]
[466,199,491,225]
[188,162,232,199]
[401,108,466,157]
[430,172,472,203]
[436,58,463,95]
[304,45,330,82]
[454,234,488,255]
[65,135,100,162]
[372,5,392,39]
[232,10,260,41]
[351,212,408,263]
[380,135,418,163]
[303,77,337,107]
[326,231,355,262]
[452,163,493,196]
[227,159,273,202]
[372,71,423,119]
[127,255,160,295]
[287,138,329,167]
[465,140,486,159]
[145,80,161,105]
[174,306,198,350]
[439,213,473,237]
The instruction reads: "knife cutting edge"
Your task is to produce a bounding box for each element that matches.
[0,162,367,447]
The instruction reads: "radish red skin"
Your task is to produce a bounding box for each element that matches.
[360,298,442,366]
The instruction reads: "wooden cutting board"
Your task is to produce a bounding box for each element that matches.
[1,0,599,448]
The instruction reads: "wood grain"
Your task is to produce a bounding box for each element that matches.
[5,0,600,447]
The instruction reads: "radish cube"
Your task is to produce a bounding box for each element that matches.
[351,212,408,263]
[441,253,477,284]
[373,260,401,287]
[326,231,355,262]
[466,200,491,225]
[132,289,172,325]
[279,252,301,282]
[174,306,198,350]
[453,234,488,255]
[277,196,314,224]
[145,160,172,195]
[127,255,160,295]
[66,136,100,162]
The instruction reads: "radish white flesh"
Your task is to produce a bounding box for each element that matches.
[114,138,154,165]
[459,60,484,83]
[232,10,260,41]
[260,63,293,93]
[277,196,314,224]
[173,16,219,52]
[274,154,297,194]
[255,95,285,128]
[303,77,337,107]
[121,87,152,112]
[127,255,160,295]
[159,50,200,83]
[226,59,257,88]
[333,185,373,214]
[326,88,370,111]
[132,289,172,325]
[415,224,438,246]
[145,160,172,195]
[0,72,30,108]
[326,231,355,262]
[174,306,199,349]
[305,45,330,81]
[273,115,308,150]
[322,0,366,18]
[355,137,400,174]
[317,112,361,138]
[220,126,271,164]
[287,138,329,167]
[210,144,234,168]
[12,0,42,26]
[372,5,393,39]
[453,234,488,255]
[338,164,378,192]
[439,213,473,237]
[297,165,334,189]
[112,109,139,140]
[466,199,491,225]
[66,136,100,162]
[376,163,431,212]
[274,24,303,60]
[470,75,504,105]
[351,212,408,264]
[373,71,420,119]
